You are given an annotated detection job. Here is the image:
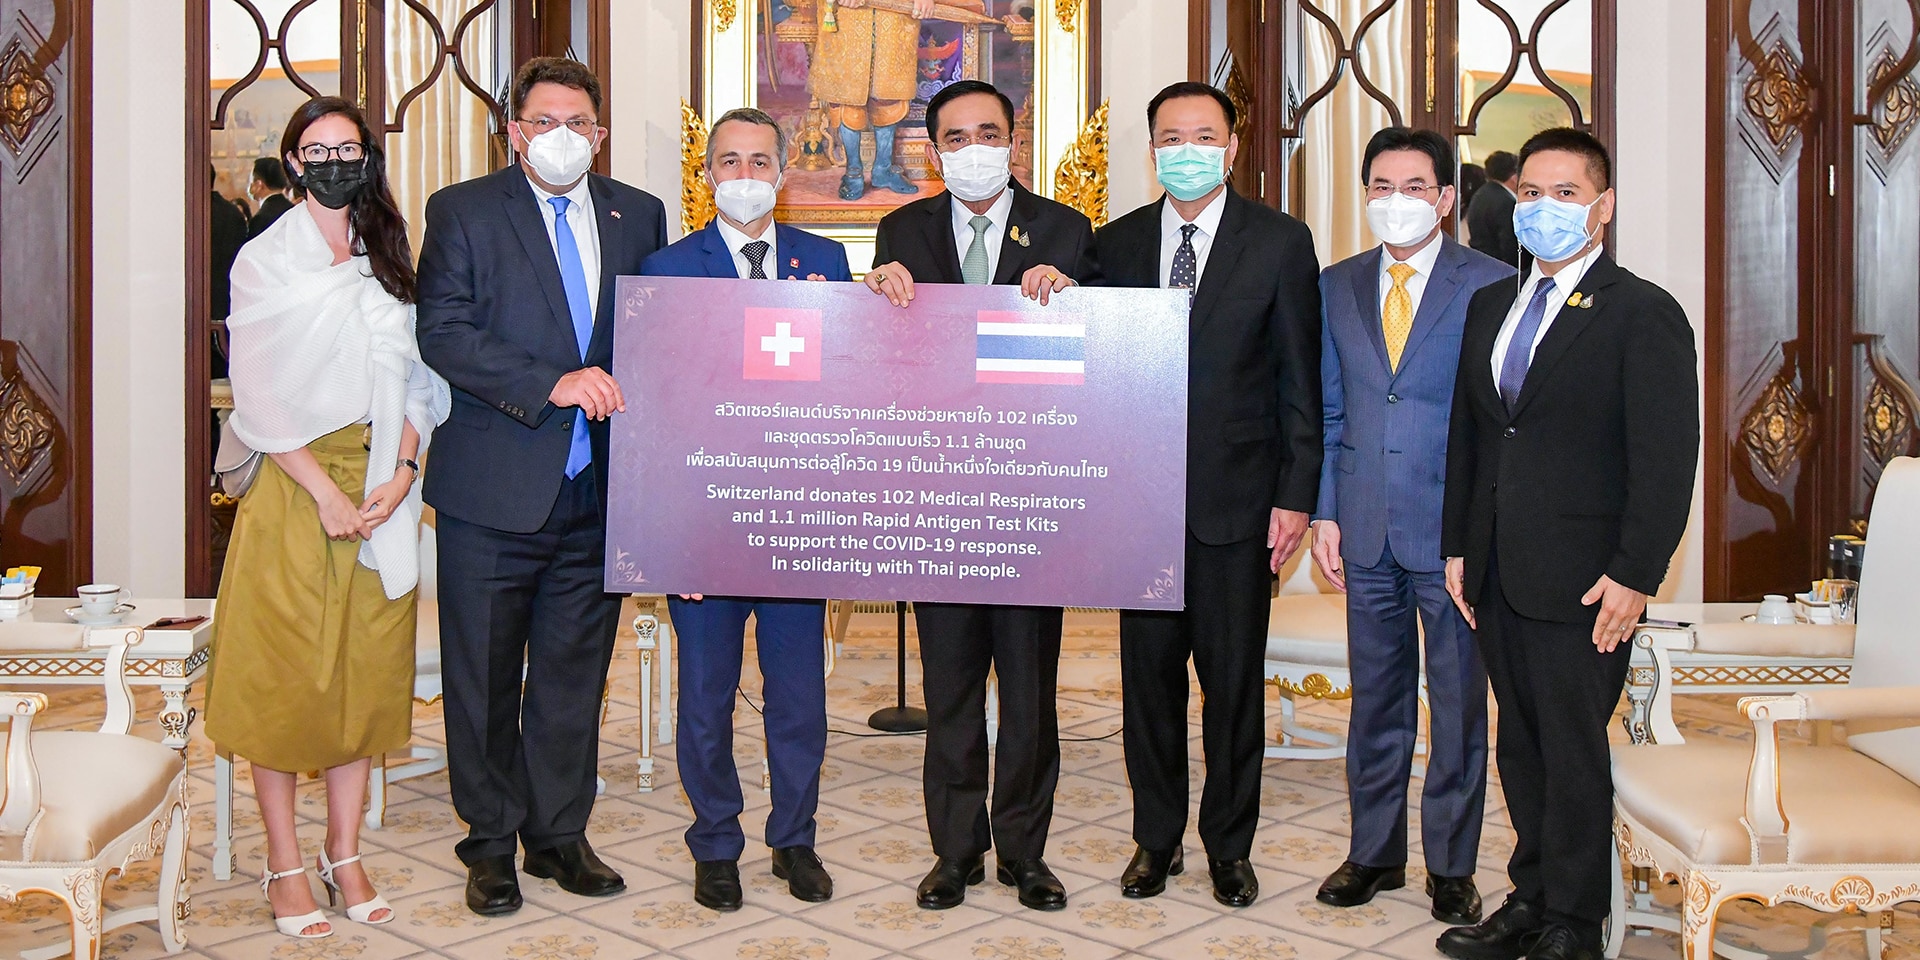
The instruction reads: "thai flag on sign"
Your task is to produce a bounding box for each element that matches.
[974,310,1085,385]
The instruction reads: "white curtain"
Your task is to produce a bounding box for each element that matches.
[384,1,498,256]
[1294,0,1413,267]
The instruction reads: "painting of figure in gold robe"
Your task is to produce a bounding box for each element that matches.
[760,0,1039,223]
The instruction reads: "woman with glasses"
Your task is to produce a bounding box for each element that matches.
[205,95,449,940]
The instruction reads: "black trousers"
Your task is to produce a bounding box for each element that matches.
[915,602,1063,860]
[1119,532,1272,860]
[1476,552,1630,925]
[438,472,623,865]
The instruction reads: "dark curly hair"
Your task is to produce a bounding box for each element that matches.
[280,97,416,303]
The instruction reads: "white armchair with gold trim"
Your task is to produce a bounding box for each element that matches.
[1610,456,1920,960]
[0,627,190,959]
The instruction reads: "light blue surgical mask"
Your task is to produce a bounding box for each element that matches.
[1513,192,1606,263]
[1154,143,1228,202]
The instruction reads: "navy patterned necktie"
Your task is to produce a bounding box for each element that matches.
[1499,277,1562,412]
[741,240,770,280]
[1169,223,1199,289]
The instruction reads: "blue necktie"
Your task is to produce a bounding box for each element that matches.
[1498,277,1561,413]
[549,196,594,479]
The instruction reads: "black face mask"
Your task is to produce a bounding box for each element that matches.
[301,159,369,210]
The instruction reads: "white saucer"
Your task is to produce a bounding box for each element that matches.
[65,604,133,626]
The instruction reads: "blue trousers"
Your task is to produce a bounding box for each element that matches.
[1343,541,1488,877]
[668,596,827,862]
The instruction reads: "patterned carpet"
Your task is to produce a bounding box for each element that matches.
[2,607,1914,960]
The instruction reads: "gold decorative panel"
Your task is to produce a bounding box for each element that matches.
[1867,47,1920,157]
[681,100,716,236]
[0,37,54,155]
[1743,40,1811,156]
[0,343,58,498]
[1740,370,1814,485]
[1052,100,1109,227]
[711,0,739,32]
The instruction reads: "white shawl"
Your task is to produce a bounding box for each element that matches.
[226,202,452,599]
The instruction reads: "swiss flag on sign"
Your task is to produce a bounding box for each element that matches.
[742,307,823,381]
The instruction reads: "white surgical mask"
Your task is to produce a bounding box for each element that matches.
[939,143,1011,203]
[521,125,594,188]
[1365,192,1441,247]
[712,177,779,226]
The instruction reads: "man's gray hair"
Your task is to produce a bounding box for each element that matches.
[706,107,788,172]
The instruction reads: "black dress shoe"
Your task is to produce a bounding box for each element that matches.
[1119,846,1184,899]
[915,855,985,910]
[1427,873,1484,925]
[465,854,523,916]
[1207,858,1259,907]
[996,858,1067,911]
[1315,860,1406,906]
[693,859,742,911]
[1437,896,1546,960]
[770,846,833,903]
[1524,924,1599,960]
[524,839,625,898]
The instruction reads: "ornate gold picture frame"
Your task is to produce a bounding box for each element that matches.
[685,0,1105,272]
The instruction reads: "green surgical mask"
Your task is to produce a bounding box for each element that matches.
[1154,143,1227,202]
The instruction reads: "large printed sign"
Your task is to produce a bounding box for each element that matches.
[604,277,1190,610]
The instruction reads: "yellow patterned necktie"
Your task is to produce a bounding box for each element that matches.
[1383,262,1416,372]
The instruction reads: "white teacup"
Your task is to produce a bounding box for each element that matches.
[76,583,126,616]
[1754,593,1796,624]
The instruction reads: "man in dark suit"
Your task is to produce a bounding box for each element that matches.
[861,79,1094,913]
[640,106,851,913]
[1093,81,1321,909]
[247,156,295,238]
[1439,128,1697,960]
[1309,128,1513,923]
[1465,150,1518,265]
[209,165,248,383]
[416,57,667,918]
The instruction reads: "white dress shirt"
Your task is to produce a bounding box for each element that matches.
[1159,189,1227,288]
[715,216,779,280]
[1490,243,1605,385]
[949,188,1014,280]
[527,173,601,317]
[1375,232,1445,319]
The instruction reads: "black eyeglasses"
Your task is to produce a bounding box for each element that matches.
[298,142,366,164]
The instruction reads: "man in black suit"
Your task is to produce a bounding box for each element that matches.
[1092,81,1322,909]
[1465,150,1518,265]
[416,57,667,918]
[209,165,248,383]
[247,156,294,238]
[862,79,1094,913]
[1439,128,1697,960]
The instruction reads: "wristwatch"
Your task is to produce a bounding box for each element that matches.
[397,458,421,477]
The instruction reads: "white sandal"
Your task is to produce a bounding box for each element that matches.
[317,850,394,925]
[260,866,332,939]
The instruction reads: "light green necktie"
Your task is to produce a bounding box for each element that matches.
[962,215,992,284]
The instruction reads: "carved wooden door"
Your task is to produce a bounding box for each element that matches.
[1706,0,1919,599]
[0,0,88,595]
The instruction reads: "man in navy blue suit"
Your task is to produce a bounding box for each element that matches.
[417,58,667,918]
[640,107,852,912]
[1308,128,1512,924]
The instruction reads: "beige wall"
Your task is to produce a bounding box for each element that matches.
[92,0,188,596]
[90,0,1707,603]
[1614,0,1707,603]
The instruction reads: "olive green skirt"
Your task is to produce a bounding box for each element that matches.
[205,424,416,772]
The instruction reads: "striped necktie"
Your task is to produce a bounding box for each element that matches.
[1498,277,1561,413]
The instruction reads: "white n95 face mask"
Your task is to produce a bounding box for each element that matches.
[940,144,1012,203]
[712,177,779,225]
[1365,192,1441,246]
[522,125,594,187]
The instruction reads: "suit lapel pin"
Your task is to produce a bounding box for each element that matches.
[1009,225,1031,247]
[1566,292,1584,308]
[610,210,622,219]
[790,257,800,268]
[1577,293,1596,309]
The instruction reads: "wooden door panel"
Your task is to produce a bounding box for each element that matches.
[0,0,88,595]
